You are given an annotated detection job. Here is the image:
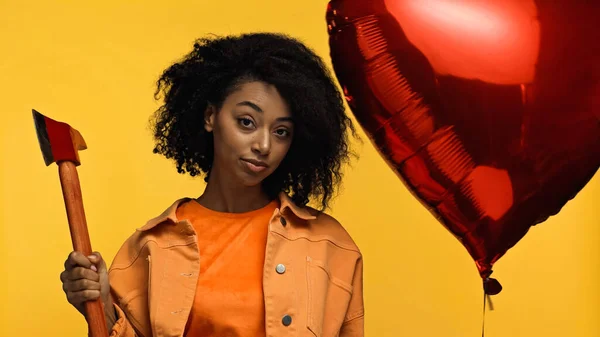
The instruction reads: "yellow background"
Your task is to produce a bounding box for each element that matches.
[1,1,598,336]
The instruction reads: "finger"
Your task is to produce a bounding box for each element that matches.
[64,278,102,292]
[64,251,92,270]
[66,289,101,304]
[65,266,100,282]
[88,252,106,273]
[87,252,102,264]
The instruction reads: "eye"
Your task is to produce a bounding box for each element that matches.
[274,128,290,137]
[237,117,255,129]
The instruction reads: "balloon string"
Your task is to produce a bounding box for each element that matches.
[481,292,487,337]
[481,293,495,337]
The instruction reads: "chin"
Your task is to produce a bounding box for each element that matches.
[240,180,260,188]
[238,173,267,188]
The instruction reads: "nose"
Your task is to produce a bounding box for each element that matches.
[251,129,271,156]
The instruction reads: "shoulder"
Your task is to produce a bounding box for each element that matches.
[108,230,151,271]
[108,198,193,270]
[296,206,362,255]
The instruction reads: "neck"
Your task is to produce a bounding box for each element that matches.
[196,167,272,213]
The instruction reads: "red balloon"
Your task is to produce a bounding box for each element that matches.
[326,0,600,294]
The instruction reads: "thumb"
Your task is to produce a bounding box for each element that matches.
[88,252,108,274]
[89,252,112,308]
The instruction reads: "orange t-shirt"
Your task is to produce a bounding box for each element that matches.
[176,199,278,337]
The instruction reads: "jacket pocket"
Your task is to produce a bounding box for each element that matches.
[306,256,353,337]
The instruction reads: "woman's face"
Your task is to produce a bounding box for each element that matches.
[205,81,294,187]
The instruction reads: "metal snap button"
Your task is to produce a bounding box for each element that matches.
[282,314,292,326]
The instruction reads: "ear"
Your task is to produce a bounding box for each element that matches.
[204,104,216,132]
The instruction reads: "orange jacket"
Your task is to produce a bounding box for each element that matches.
[107,192,364,337]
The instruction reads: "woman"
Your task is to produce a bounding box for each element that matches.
[60,32,364,337]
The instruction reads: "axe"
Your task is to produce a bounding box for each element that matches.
[32,109,109,337]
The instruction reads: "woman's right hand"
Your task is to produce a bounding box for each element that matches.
[60,251,115,326]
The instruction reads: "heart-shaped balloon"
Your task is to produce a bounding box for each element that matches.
[326,0,600,294]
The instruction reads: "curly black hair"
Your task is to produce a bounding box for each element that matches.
[150,32,357,211]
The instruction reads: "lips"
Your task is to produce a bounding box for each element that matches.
[241,158,268,173]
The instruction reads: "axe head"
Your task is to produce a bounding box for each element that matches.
[33,109,87,166]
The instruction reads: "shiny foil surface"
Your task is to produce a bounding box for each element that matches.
[327,0,600,293]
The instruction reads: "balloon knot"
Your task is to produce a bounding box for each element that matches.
[484,278,502,295]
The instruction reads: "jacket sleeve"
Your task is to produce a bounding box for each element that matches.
[340,255,365,337]
[107,302,139,337]
[103,231,150,337]
[102,232,146,337]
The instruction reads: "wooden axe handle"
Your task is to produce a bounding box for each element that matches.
[58,161,109,337]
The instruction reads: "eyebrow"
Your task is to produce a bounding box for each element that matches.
[237,101,263,113]
[236,101,294,123]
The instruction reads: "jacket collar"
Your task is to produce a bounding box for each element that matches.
[138,192,316,232]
